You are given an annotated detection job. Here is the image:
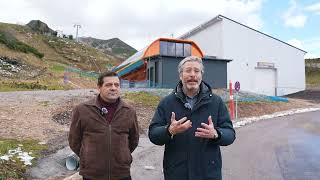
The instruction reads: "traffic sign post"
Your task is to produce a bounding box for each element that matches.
[229,81,235,120]
[234,81,240,120]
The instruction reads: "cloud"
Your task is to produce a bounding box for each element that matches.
[287,38,303,49]
[306,2,320,15]
[282,0,307,28]
[303,38,320,58]
[287,38,320,58]
[305,53,319,59]
[0,0,265,50]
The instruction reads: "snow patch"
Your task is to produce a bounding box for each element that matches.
[0,147,35,165]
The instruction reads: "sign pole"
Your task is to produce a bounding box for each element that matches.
[229,80,235,120]
[234,81,240,120]
[235,91,238,120]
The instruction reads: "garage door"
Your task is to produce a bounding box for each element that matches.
[254,68,277,96]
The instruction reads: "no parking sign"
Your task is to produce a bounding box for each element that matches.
[235,81,240,92]
[234,81,240,119]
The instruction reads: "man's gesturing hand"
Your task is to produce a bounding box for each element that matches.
[168,112,192,135]
[195,116,218,139]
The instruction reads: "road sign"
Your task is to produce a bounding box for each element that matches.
[235,81,240,92]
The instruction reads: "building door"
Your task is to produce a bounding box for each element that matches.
[149,67,154,87]
[155,61,159,87]
[254,68,277,96]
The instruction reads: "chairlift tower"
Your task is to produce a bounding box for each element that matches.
[73,24,81,42]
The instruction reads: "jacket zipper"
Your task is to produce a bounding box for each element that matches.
[108,105,122,180]
[108,124,111,180]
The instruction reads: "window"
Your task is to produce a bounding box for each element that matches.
[160,41,168,55]
[175,43,183,57]
[184,43,191,56]
[167,42,175,56]
[160,41,192,57]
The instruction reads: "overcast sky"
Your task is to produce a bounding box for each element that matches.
[1,0,319,58]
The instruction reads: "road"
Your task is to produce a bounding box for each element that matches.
[131,110,320,180]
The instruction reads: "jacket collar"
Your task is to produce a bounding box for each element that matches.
[84,95,130,110]
[174,81,212,100]
[174,81,213,111]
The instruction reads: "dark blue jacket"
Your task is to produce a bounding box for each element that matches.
[149,81,236,180]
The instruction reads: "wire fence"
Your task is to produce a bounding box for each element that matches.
[120,80,177,89]
[62,68,289,103]
[65,67,99,78]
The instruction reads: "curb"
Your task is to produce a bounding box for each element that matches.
[233,107,320,128]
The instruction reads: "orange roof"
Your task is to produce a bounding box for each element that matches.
[143,38,204,58]
[115,38,204,75]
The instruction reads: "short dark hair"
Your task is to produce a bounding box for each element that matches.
[97,71,119,86]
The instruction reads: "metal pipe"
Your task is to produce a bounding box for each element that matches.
[65,153,79,171]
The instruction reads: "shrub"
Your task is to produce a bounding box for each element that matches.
[0,31,44,58]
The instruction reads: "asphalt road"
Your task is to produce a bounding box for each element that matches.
[131,110,320,180]
[222,110,320,180]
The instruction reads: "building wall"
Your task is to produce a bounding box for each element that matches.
[182,20,223,58]
[184,17,306,96]
[151,56,228,88]
[222,18,306,96]
[203,60,228,88]
[159,57,181,88]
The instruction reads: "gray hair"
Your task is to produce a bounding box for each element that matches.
[178,56,204,74]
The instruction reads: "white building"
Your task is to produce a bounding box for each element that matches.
[179,15,306,96]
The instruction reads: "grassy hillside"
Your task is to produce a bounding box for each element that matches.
[305,58,320,87]
[0,22,124,91]
[79,37,137,60]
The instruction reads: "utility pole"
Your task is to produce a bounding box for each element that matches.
[73,24,81,42]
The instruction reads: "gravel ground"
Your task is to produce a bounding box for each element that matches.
[0,89,97,142]
[286,89,320,103]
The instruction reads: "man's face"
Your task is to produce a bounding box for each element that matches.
[179,61,202,92]
[98,76,120,102]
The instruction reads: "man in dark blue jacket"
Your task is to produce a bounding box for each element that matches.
[148,56,236,180]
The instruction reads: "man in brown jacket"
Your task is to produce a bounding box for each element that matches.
[69,71,139,180]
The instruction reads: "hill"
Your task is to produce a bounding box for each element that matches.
[305,58,320,88]
[0,21,132,91]
[79,37,137,60]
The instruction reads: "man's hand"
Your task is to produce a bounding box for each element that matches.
[168,112,192,135]
[195,116,218,139]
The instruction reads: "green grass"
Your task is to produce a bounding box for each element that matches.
[0,139,47,179]
[50,63,66,73]
[0,30,44,58]
[0,79,72,92]
[306,67,320,87]
[123,91,161,109]
[0,81,49,91]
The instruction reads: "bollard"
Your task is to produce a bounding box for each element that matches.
[65,153,80,171]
